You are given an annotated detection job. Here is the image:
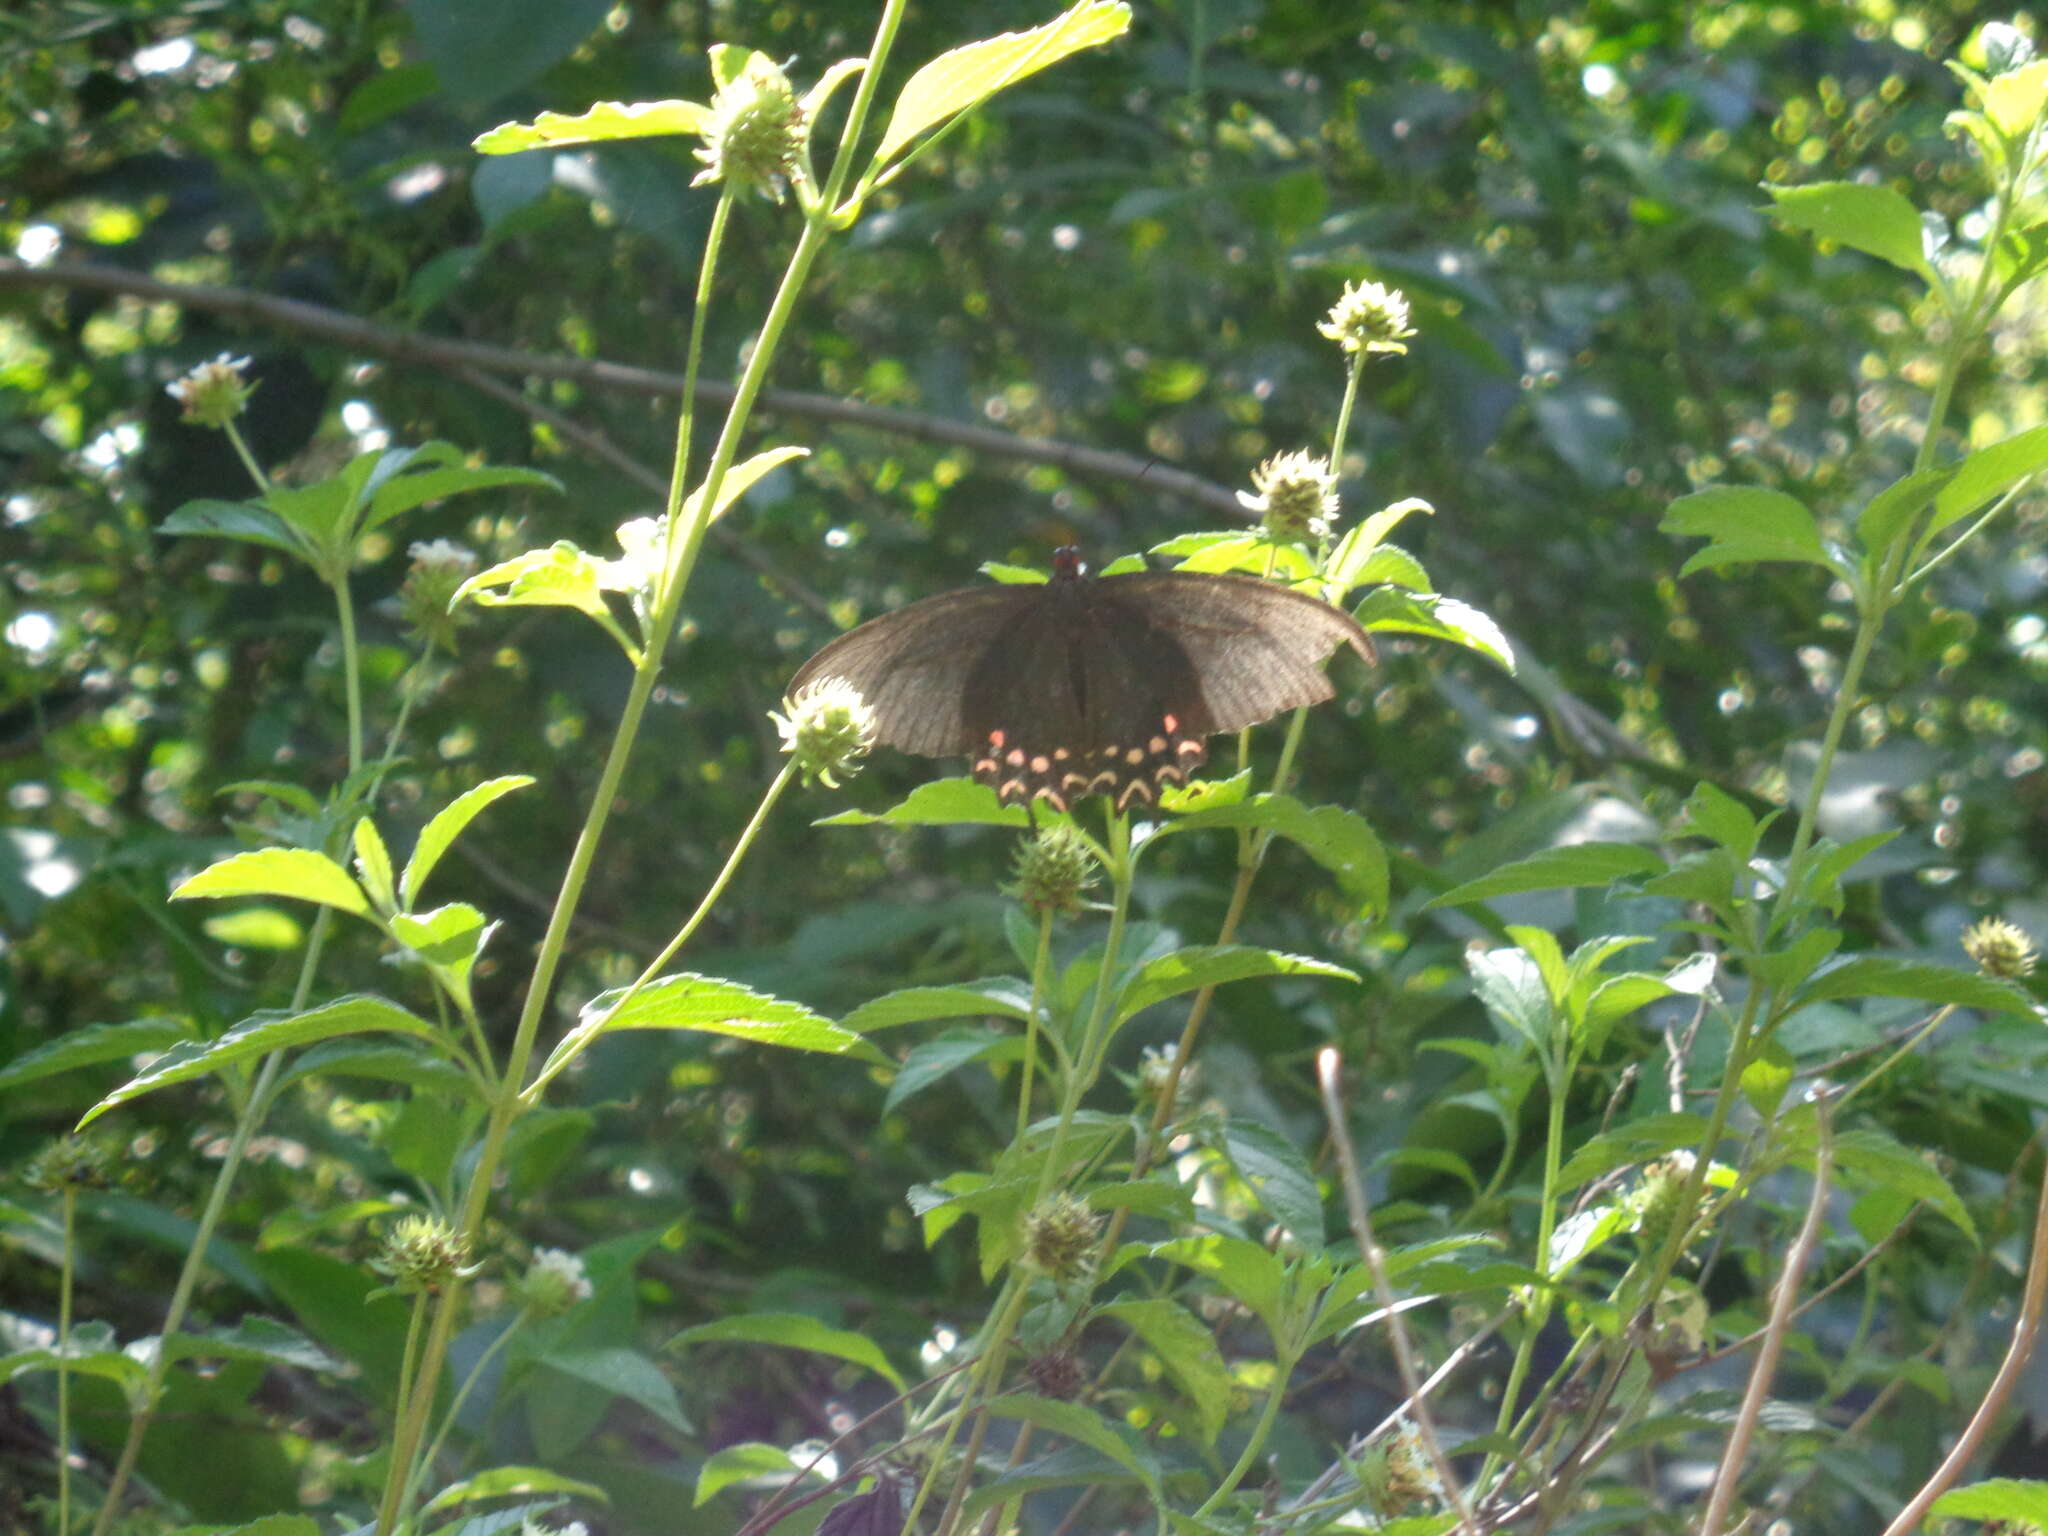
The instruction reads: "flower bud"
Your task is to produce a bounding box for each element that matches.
[517,1246,594,1315]
[1317,280,1416,358]
[24,1135,114,1194]
[1006,823,1098,919]
[695,53,806,202]
[773,678,877,789]
[1236,449,1338,543]
[165,353,256,427]
[1019,1192,1103,1284]
[399,539,478,651]
[370,1214,478,1295]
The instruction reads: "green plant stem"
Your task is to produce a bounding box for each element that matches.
[330,574,366,778]
[1034,813,1132,1201]
[221,418,271,495]
[1192,1342,1300,1519]
[1832,1004,1954,1116]
[661,187,733,571]
[90,908,331,1536]
[902,1278,1030,1536]
[402,1312,528,1515]
[57,1184,75,1536]
[1016,909,1055,1145]
[1329,353,1366,475]
[1481,1051,1572,1491]
[373,8,915,1519]
[1699,1096,1835,1536]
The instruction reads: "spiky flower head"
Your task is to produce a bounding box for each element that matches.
[1237,449,1338,543]
[1318,280,1415,358]
[773,677,877,789]
[1628,1154,1691,1259]
[24,1135,114,1194]
[517,1246,595,1316]
[1006,823,1099,919]
[370,1214,478,1295]
[165,353,256,427]
[1019,1192,1103,1284]
[398,539,477,651]
[1965,916,2038,979]
[1024,1348,1087,1400]
[695,52,805,202]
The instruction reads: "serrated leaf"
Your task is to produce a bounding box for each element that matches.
[1927,422,2048,540]
[872,2,1132,167]
[841,979,1034,1032]
[162,1316,344,1373]
[1930,1477,2048,1525]
[1158,793,1388,911]
[1429,842,1665,908]
[1824,1128,1977,1243]
[672,1313,904,1391]
[1353,589,1514,669]
[1219,1119,1324,1251]
[77,994,444,1127]
[816,776,1029,828]
[1113,945,1356,1024]
[158,500,310,560]
[1682,781,1760,859]
[1766,181,1935,278]
[534,973,882,1090]
[1328,498,1434,593]
[172,848,369,916]
[1555,1113,1712,1187]
[398,775,534,908]
[538,1345,691,1433]
[361,460,560,535]
[353,818,395,913]
[1662,485,1833,575]
[883,1030,1024,1113]
[1096,1298,1233,1444]
[983,1394,1163,1495]
[471,97,712,153]
[689,445,809,526]
[0,1017,199,1092]
[1856,466,1956,559]
[1981,58,2048,136]
[1792,955,2035,1016]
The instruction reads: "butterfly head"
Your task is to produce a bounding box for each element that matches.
[1050,546,1089,583]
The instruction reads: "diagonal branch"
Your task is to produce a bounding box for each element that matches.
[0,257,1244,517]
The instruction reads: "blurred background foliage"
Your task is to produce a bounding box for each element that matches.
[5,0,2048,1527]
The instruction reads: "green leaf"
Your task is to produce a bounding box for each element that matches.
[0,1017,199,1092]
[1086,1305,1230,1445]
[841,978,1034,1031]
[691,445,809,525]
[1328,498,1434,593]
[872,2,1132,168]
[1927,422,2048,540]
[694,1442,803,1506]
[453,542,637,656]
[1682,781,1760,860]
[78,994,444,1127]
[1145,1234,1288,1337]
[1662,485,1834,576]
[171,847,370,916]
[1114,945,1356,1024]
[1930,1477,2048,1525]
[424,1467,611,1514]
[1353,589,1515,669]
[535,973,883,1090]
[884,1030,1024,1113]
[390,902,491,1010]
[361,460,561,536]
[1468,945,1558,1053]
[475,99,716,154]
[1741,1039,1795,1118]
[162,1316,344,1373]
[1825,1128,1977,1243]
[815,776,1028,828]
[1429,842,1665,908]
[671,1312,904,1391]
[1982,58,2048,136]
[1555,1113,1712,1188]
[984,1393,1164,1491]
[1856,466,1956,559]
[537,1346,691,1434]
[400,775,535,908]
[276,1039,479,1099]
[352,817,395,914]
[158,499,310,560]
[1765,181,1935,279]
[1158,794,1388,911]
[1219,1119,1324,1252]
[1791,955,2035,1016]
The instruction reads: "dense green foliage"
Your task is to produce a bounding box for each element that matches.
[8,1,2048,1534]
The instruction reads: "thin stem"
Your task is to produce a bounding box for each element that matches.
[1016,909,1055,1145]
[403,1312,528,1515]
[1317,1047,1478,1534]
[1034,813,1131,1200]
[1192,1340,1298,1518]
[1876,1133,2048,1536]
[1328,354,1366,477]
[521,761,799,1104]
[221,418,271,495]
[57,1183,75,1536]
[1831,1004,1953,1116]
[1700,1095,1836,1536]
[901,1279,1030,1536]
[660,188,734,575]
[331,574,365,779]
[90,908,331,1536]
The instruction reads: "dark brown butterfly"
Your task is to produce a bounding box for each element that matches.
[789,548,1374,813]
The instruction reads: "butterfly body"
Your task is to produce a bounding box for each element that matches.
[791,550,1373,813]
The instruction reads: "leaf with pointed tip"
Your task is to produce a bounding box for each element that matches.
[172,848,369,917]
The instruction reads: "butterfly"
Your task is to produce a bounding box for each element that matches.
[789,547,1374,813]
